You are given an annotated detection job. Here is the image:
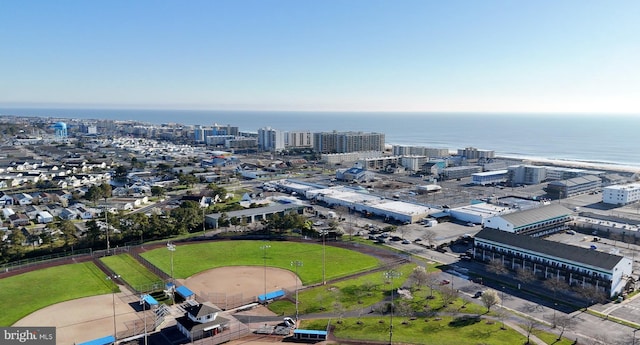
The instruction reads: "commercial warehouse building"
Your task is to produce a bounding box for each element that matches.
[483,204,573,237]
[545,175,602,199]
[471,170,509,186]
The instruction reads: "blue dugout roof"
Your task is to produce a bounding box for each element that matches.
[293,329,328,336]
[142,294,159,306]
[258,289,285,302]
[77,335,115,345]
[176,285,194,298]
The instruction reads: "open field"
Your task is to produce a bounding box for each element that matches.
[100,253,162,289]
[303,316,527,345]
[140,240,380,284]
[0,262,114,326]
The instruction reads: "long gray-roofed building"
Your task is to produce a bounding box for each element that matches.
[545,175,601,199]
[483,204,573,237]
[474,228,633,298]
[205,203,306,228]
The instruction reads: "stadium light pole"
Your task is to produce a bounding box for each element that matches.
[167,242,176,305]
[104,197,110,255]
[321,230,326,285]
[140,294,148,345]
[202,206,207,237]
[106,274,121,340]
[260,244,271,303]
[384,270,401,345]
[291,260,303,321]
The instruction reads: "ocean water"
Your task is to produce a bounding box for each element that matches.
[1,108,639,168]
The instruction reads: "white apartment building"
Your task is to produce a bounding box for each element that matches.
[457,147,495,160]
[508,165,547,185]
[603,183,640,205]
[286,131,314,149]
[257,127,286,152]
[392,145,450,158]
[400,156,429,172]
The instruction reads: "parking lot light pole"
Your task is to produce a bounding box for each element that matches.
[384,270,401,345]
[106,274,121,340]
[260,244,271,303]
[633,328,639,345]
[291,260,303,321]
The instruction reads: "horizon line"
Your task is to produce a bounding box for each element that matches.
[1,103,638,116]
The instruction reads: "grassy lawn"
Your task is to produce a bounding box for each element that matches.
[0,262,114,326]
[140,240,380,284]
[532,329,575,345]
[273,263,485,316]
[100,254,162,290]
[301,316,528,345]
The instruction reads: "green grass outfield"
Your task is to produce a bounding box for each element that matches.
[0,262,115,326]
[140,240,380,284]
[100,254,162,290]
[302,316,528,345]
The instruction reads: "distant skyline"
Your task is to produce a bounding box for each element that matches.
[1,1,639,114]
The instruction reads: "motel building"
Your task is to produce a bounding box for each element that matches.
[474,228,634,298]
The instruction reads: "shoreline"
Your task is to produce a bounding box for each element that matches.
[498,156,639,174]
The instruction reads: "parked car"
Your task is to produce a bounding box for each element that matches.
[440,279,451,285]
[402,239,411,244]
[473,291,484,298]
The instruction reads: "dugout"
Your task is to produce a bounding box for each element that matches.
[258,289,285,303]
[176,285,196,301]
[76,335,115,345]
[293,329,327,342]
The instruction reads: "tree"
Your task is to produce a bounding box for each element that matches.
[425,273,440,299]
[440,286,458,308]
[409,266,429,291]
[229,216,240,231]
[86,185,104,205]
[8,229,26,253]
[151,186,165,197]
[480,290,500,312]
[39,231,53,250]
[99,183,112,198]
[543,278,569,300]
[178,173,198,188]
[516,267,536,285]
[421,230,437,248]
[59,220,78,247]
[114,165,128,178]
[344,225,358,241]
[554,315,575,340]
[523,318,539,345]
[85,220,102,246]
[487,258,509,275]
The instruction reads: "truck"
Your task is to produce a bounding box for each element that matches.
[423,219,438,227]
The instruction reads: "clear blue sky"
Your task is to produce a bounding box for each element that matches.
[1,0,638,113]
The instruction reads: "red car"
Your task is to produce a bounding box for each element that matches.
[440,279,451,285]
